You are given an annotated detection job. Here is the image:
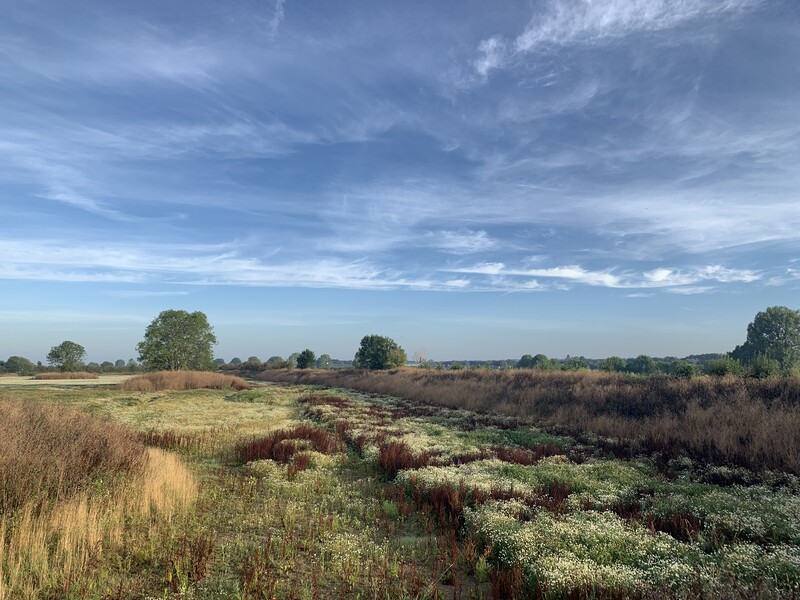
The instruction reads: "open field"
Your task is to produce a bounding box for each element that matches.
[1,378,798,598]
[0,374,135,386]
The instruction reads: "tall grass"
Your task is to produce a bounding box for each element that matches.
[120,370,250,392]
[0,400,197,598]
[32,371,99,380]
[258,369,800,473]
[0,400,145,513]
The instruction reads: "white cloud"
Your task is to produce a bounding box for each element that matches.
[515,0,759,52]
[433,229,498,254]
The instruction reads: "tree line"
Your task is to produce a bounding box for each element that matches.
[2,305,798,377]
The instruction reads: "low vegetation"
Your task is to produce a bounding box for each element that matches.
[4,375,798,598]
[120,370,250,392]
[32,371,99,380]
[258,369,800,474]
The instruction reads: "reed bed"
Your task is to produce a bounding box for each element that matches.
[258,369,800,473]
[32,371,99,380]
[120,370,250,392]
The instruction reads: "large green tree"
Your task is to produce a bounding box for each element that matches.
[5,355,36,375]
[296,349,316,369]
[137,310,217,371]
[353,335,407,370]
[731,306,800,374]
[47,340,86,372]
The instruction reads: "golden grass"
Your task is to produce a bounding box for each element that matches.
[120,370,251,392]
[0,448,197,599]
[258,369,800,473]
[32,371,99,380]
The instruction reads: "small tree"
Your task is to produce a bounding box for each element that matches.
[626,355,656,375]
[47,341,86,372]
[137,310,217,371]
[599,356,626,372]
[5,356,36,375]
[296,349,316,369]
[287,352,301,368]
[315,354,332,369]
[563,357,589,371]
[672,361,698,379]
[353,335,407,370]
[264,356,290,369]
[516,354,535,368]
[748,354,781,379]
[703,356,744,376]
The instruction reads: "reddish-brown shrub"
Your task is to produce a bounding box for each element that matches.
[235,424,342,464]
[120,370,250,391]
[32,371,99,380]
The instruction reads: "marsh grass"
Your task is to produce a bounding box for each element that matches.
[261,369,800,473]
[120,370,251,392]
[32,371,99,380]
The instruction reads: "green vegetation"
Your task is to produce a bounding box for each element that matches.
[353,334,408,369]
[295,348,315,369]
[137,309,217,371]
[46,340,86,372]
[732,306,800,374]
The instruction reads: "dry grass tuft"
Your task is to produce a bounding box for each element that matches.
[0,399,197,598]
[235,424,342,464]
[0,400,145,513]
[120,370,251,392]
[32,371,99,380]
[260,369,800,473]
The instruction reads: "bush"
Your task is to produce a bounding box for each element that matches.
[748,354,781,379]
[119,371,250,391]
[33,371,99,380]
[703,356,745,376]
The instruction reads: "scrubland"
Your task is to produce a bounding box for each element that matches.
[257,369,800,474]
[1,372,797,598]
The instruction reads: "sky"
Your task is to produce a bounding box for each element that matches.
[1,0,799,363]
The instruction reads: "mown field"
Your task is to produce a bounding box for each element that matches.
[1,375,798,598]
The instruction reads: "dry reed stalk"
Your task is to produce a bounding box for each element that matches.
[32,372,99,380]
[0,448,197,599]
[119,370,250,392]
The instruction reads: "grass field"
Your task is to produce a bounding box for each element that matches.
[1,378,798,598]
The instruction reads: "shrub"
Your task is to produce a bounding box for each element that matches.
[33,371,99,380]
[119,371,250,391]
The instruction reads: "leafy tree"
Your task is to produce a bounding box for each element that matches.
[213,358,226,367]
[5,355,36,375]
[315,354,332,369]
[626,355,656,375]
[353,335,407,370]
[264,356,290,369]
[137,310,217,371]
[243,356,262,371]
[100,361,114,372]
[731,306,800,374]
[229,357,242,366]
[287,352,301,368]
[703,356,744,377]
[86,362,101,372]
[115,359,126,369]
[296,349,316,369]
[47,340,86,372]
[563,357,589,371]
[599,356,626,372]
[672,361,698,379]
[748,354,781,379]
[516,354,535,368]
[450,362,464,371]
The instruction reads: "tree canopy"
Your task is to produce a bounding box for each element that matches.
[296,349,315,369]
[137,310,217,371]
[47,340,86,372]
[731,306,800,374]
[353,335,407,370]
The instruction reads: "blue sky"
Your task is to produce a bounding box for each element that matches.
[2,0,799,363]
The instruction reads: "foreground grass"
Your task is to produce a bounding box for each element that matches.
[3,380,798,598]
